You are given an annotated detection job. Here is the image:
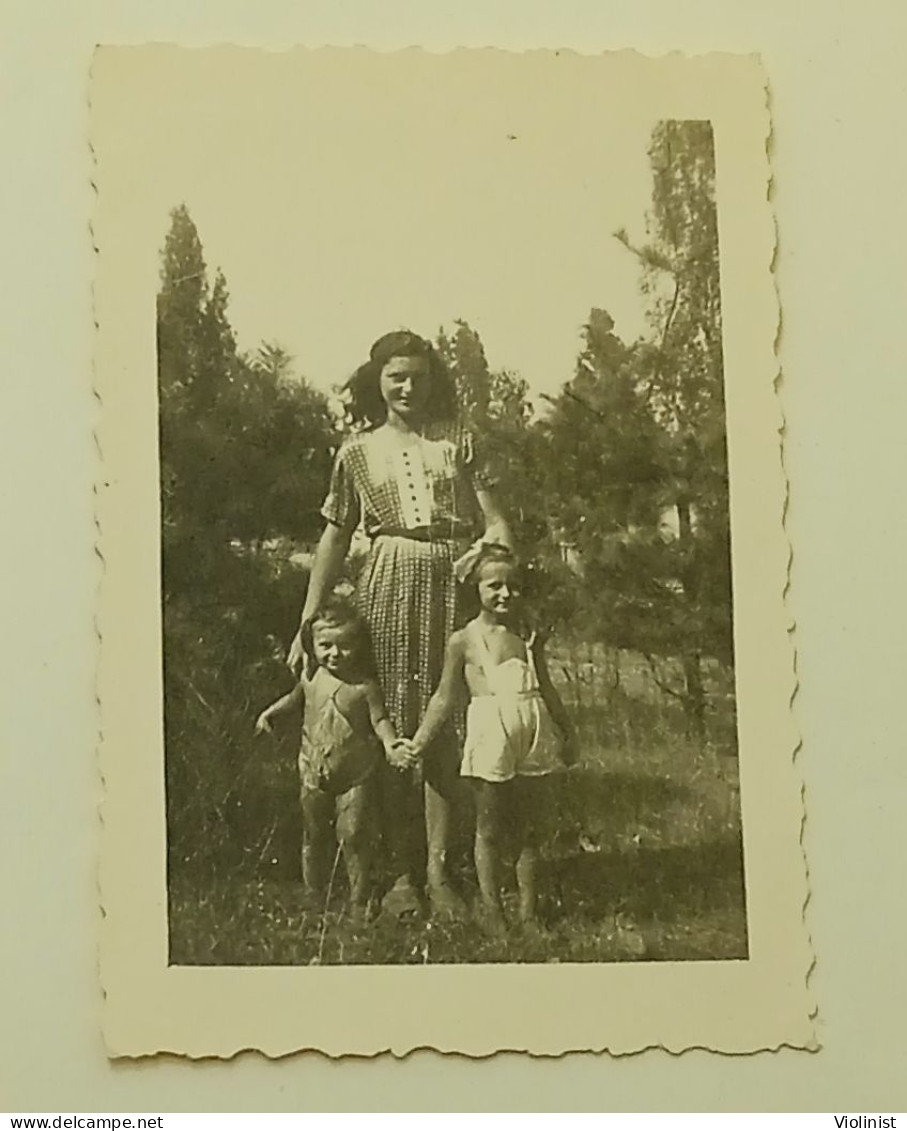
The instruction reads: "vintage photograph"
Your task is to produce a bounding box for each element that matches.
[95,47,810,1056]
[159,122,744,968]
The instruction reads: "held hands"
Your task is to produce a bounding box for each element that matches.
[384,737,421,772]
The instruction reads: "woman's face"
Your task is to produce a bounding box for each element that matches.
[379,355,431,422]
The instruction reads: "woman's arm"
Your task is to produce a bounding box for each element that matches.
[300,521,355,624]
[475,487,514,551]
[287,520,355,674]
[410,634,467,755]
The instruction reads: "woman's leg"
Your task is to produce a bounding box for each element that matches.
[472,779,508,933]
[357,540,425,912]
[378,764,425,918]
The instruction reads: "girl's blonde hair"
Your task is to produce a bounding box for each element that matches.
[459,542,518,588]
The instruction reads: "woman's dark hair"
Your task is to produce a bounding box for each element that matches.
[342,330,458,430]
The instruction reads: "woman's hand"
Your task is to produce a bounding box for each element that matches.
[287,630,305,677]
[482,521,513,552]
[475,489,514,553]
[287,621,315,679]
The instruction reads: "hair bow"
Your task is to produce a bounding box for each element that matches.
[453,538,513,584]
[453,539,486,584]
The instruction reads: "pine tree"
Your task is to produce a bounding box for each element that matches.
[616,120,734,735]
[437,320,541,542]
[156,206,339,881]
[157,205,336,578]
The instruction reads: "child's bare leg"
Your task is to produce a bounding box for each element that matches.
[512,777,545,926]
[472,780,508,933]
[335,779,375,915]
[300,787,333,900]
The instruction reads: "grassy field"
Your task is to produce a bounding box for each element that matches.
[167,644,747,966]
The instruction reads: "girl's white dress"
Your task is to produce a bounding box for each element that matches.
[460,620,565,783]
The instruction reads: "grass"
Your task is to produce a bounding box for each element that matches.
[167,645,746,966]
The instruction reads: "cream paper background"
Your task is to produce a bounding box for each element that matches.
[94,46,810,1059]
[2,0,905,1111]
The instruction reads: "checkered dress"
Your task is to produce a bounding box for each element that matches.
[321,421,492,737]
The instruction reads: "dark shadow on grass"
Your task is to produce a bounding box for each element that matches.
[547,767,692,842]
[168,761,747,964]
[546,832,748,958]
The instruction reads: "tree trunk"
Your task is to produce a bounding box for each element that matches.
[676,495,706,741]
[682,651,706,741]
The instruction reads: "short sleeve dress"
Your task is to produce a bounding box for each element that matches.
[321,420,492,740]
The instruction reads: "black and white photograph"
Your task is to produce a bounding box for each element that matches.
[159,127,744,968]
[94,46,810,1056]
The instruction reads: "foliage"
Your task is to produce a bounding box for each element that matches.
[435,320,563,623]
[431,121,735,738]
[158,205,338,882]
[535,122,734,734]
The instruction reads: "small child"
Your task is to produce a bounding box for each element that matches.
[409,544,576,934]
[255,598,406,920]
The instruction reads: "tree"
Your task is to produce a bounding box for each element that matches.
[539,308,675,648]
[156,206,340,881]
[157,205,336,586]
[438,321,561,589]
[615,120,734,734]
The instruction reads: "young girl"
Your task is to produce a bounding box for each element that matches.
[409,544,576,934]
[256,599,409,920]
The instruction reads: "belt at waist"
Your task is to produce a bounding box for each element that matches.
[371,525,466,544]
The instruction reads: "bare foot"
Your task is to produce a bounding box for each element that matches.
[380,876,424,921]
[518,914,547,938]
[427,881,468,922]
[345,902,373,928]
[476,901,508,939]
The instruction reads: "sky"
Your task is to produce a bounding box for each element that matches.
[130,49,661,401]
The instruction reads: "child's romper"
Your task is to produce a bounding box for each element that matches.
[299,667,380,797]
[459,621,564,783]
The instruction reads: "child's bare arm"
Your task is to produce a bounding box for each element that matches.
[411,633,467,755]
[363,680,398,750]
[363,680,416,769]
[255,682,304,733]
